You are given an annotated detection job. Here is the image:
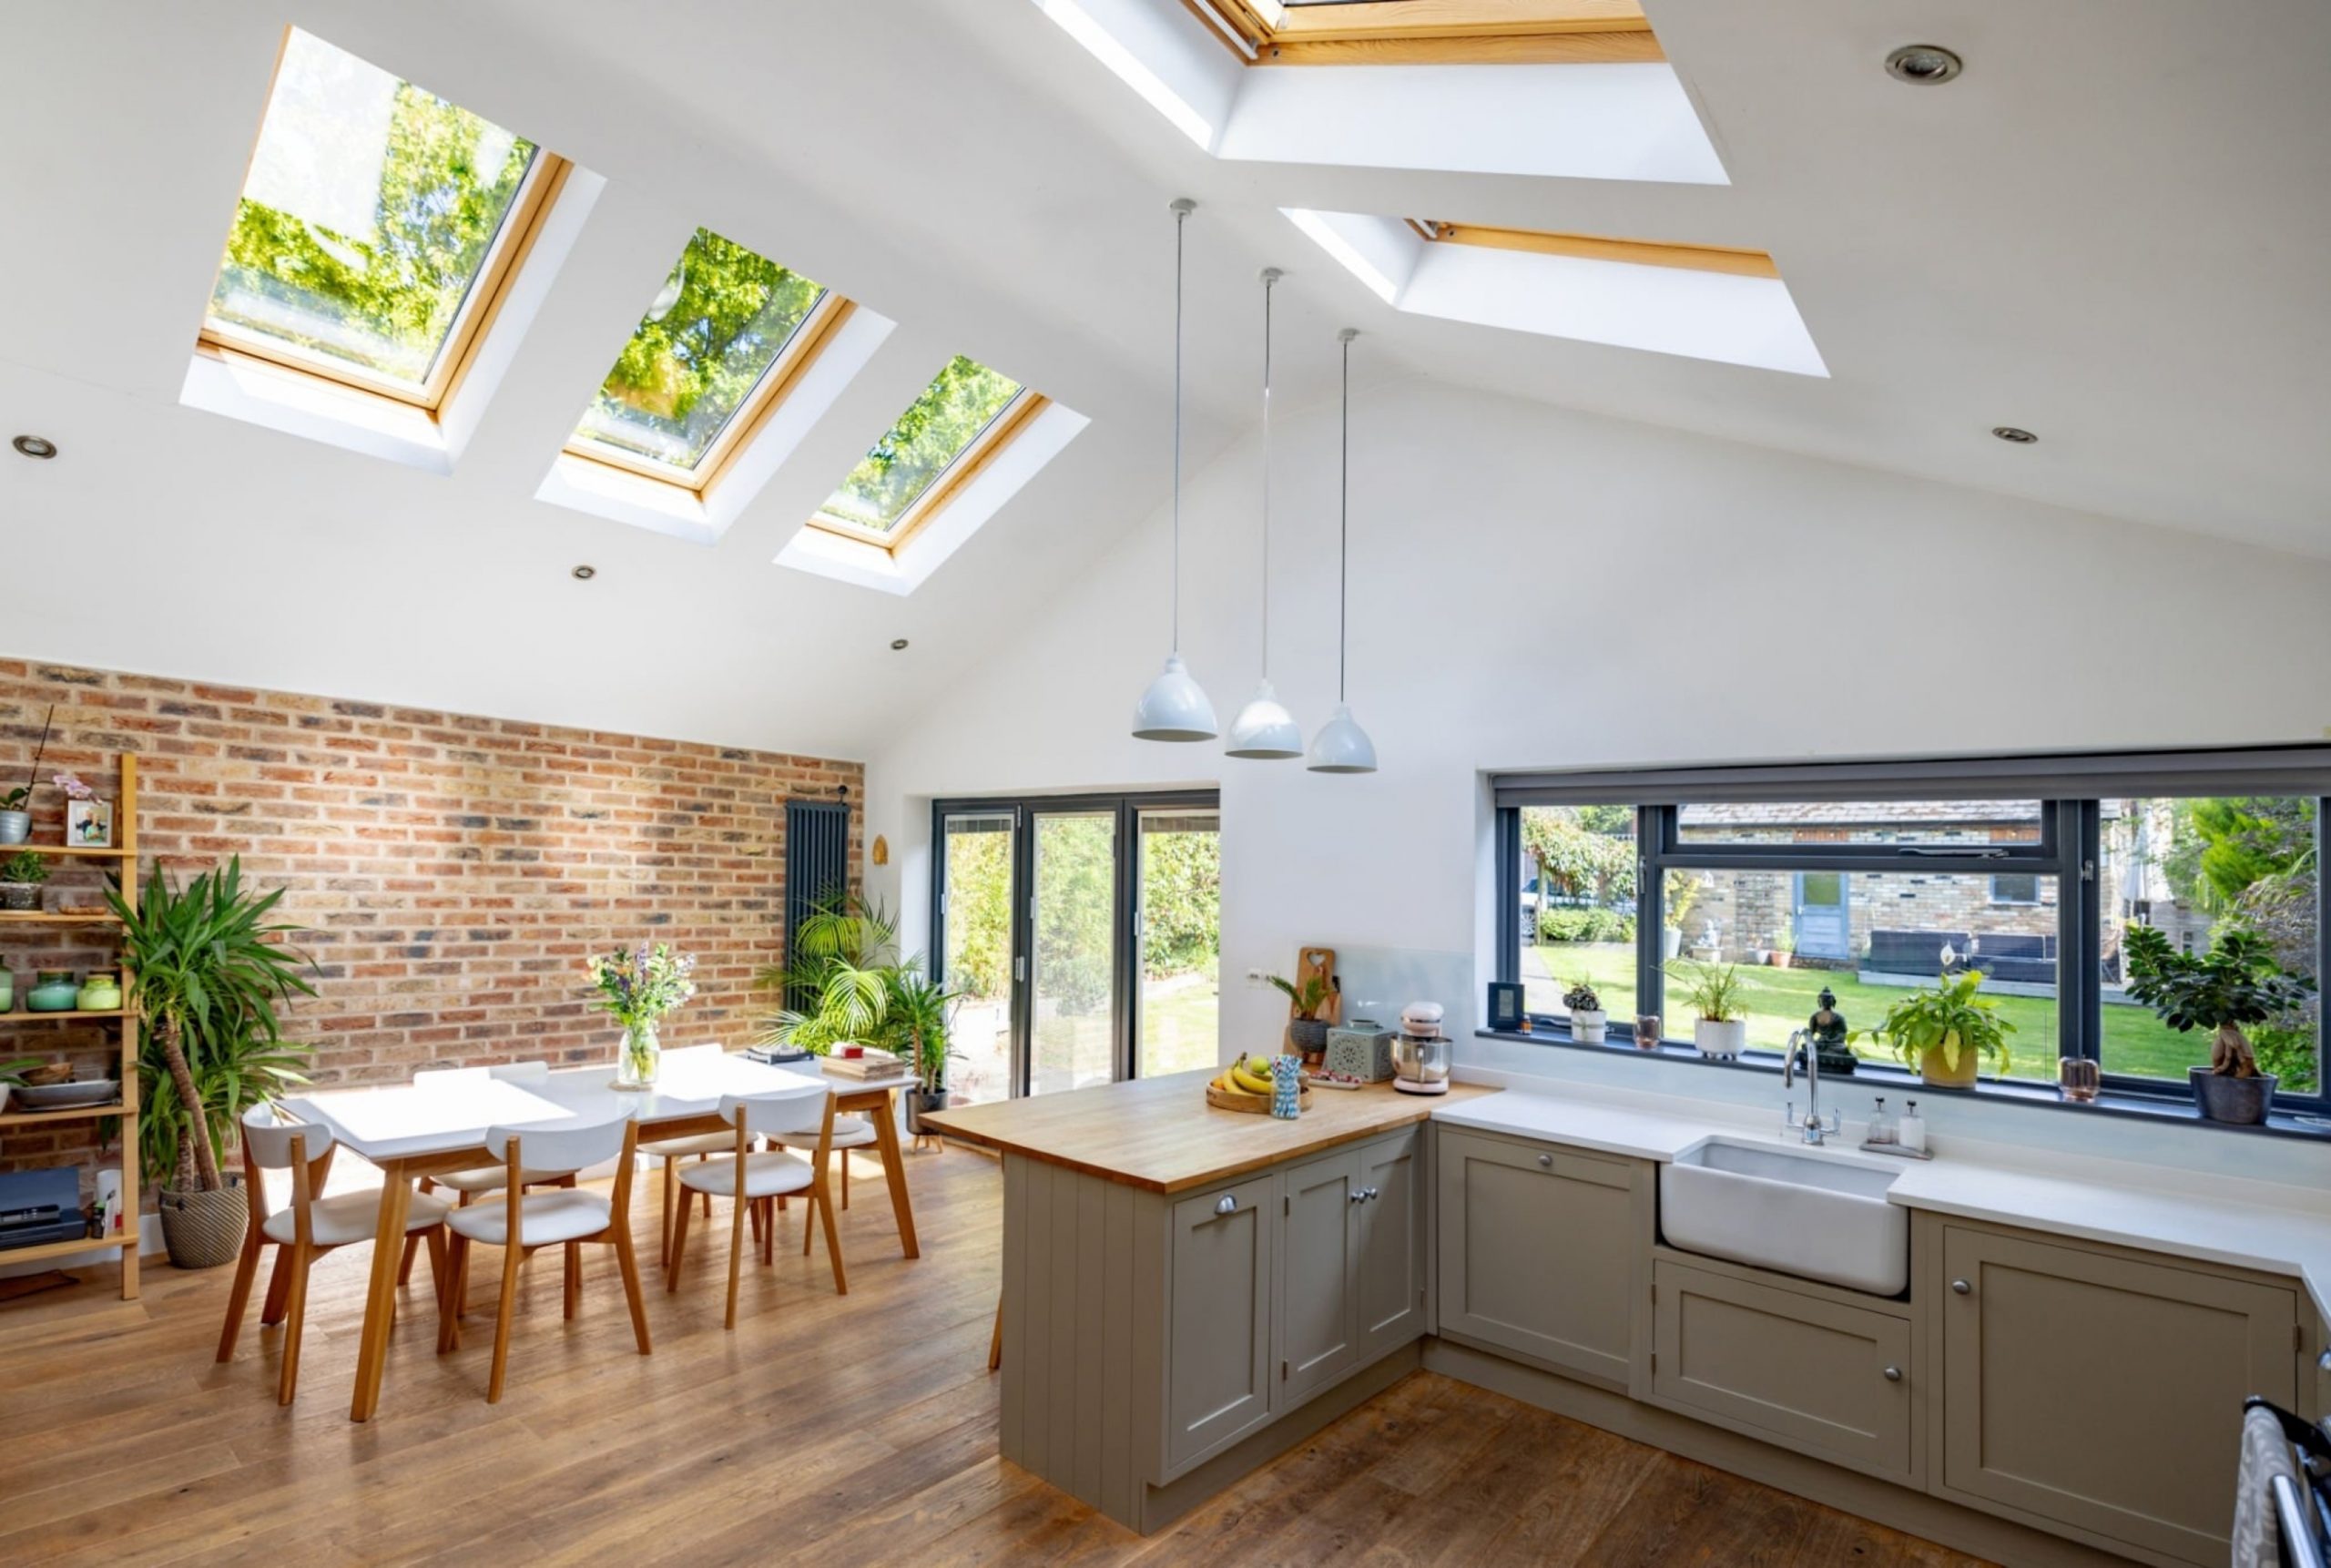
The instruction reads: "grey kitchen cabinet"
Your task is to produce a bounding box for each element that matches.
[1166,1173,1277,1473]
[1436,1126,1646,1387]
[1934,1221,2299,1566]
[1354,1127,1427,1361]
[1651,1257,1916,1483]
[1277,1147,1360,1403]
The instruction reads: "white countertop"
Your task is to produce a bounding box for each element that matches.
[1436,1077,2331,1322]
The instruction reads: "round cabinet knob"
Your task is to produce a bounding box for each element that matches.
[1215,1195,1237,1217]
[1363,1186,1379,1201]
[1536,1153,1553,1168]
[1883,1365,1903,1382]
[1349,1188,1367,1204]
[1951,1278,1971,1295]
[2318,1349,2331,1373]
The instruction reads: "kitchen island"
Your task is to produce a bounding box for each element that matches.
[923,1068,1496,1532]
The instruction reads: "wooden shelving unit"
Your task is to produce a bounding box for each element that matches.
[1,757,139,1299]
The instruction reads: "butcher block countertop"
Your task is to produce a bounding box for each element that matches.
[920,1068,1497,1193]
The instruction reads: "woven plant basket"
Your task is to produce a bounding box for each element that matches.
[158,1184,246,1269]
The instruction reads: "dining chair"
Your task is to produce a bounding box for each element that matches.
[766,1108,880,1209]
[637,1044,744,1266]
[218,1104,453,1405]
[397,1061,574,1287]
[666,1081,845,1326]
[438,1109,649,1404]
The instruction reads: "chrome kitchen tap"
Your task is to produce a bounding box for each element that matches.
[1783,1028,1842,1145]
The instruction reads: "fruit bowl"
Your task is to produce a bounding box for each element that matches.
[1206,1054,1311,1115]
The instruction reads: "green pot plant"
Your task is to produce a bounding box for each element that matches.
[1858,969,2014,1089]
[2123,922,2316,1125]
[1770,929,1796,970]
[0,848,48,911]
[758,892,957,1128]
[1660,871,1700,961]
[885,969,962,1134]
[107,857,316,1268]
[1267,972,1337,1057]
[0,703,53,845]
[1562,979,1607,1044]
[1678,962,1746,1058]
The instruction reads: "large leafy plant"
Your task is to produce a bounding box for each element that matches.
[1858,969,2015,1077]
[107,859,315,1192]
[2124,922,2315,1077]
[758,894,959,1088]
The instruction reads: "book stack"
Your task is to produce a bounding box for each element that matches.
[821,1047,910,1081]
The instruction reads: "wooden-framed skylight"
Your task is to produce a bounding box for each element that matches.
[1189,0,1660,66]
[198,27,570,415]
[1410,220,1779,279]
[808,357,1049,555]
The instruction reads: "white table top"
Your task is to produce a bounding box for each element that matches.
[283,1048,845,1164]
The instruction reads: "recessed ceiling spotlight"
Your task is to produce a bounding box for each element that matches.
[571,564,597,580]
[12,434,57,460]
[890,638,910,651]
[1990,426,2038,445]
[1886,44,1962,85]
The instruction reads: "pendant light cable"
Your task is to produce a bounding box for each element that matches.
[1170,199,1188,653]
[1338,327,1350,702]
[1260,269,1276,678]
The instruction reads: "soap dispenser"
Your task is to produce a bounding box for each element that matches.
[1867,1095,1896,1146]
[1899,1098,1928,1155]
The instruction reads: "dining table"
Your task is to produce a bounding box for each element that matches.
[282,1047,921,1422]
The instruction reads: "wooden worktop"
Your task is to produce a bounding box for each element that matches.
[920,1068,1496,1193]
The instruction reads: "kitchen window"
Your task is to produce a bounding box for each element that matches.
[1492,749,2331,1123]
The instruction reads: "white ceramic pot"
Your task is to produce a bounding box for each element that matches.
[1694,1018,1747,1059]
[1661,927,1684,960]
[1570,1009,1607,1044]
[0,810,27,844]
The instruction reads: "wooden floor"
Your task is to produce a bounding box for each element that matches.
[0,1145,1989,1567]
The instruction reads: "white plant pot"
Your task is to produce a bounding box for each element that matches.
[1694,1018,1747,1059]
[1570,1009,1606,1044]
[1661,928,1683,960]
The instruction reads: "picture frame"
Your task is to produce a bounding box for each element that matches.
[65,798,112,849]
[1487,980,1525,1033]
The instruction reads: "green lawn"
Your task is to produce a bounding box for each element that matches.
[1531,942,2217,1084]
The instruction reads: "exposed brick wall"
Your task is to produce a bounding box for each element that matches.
[0,658,859,1203]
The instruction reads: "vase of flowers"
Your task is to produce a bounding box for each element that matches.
[587,942,697,1090]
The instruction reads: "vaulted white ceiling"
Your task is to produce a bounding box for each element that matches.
[2,1,2326,759]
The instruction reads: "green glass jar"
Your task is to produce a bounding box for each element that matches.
[27,971,78,1013]
[0,964,13,1013]
[76,971,121,1012]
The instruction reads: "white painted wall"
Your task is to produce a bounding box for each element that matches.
[863,376,2331,1181]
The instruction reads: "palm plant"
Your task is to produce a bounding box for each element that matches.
[107,858,315,1192]
[884,967,960,1094]
[755,893,902,1054]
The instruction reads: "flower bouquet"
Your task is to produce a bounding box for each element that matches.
[587,942,697,1089]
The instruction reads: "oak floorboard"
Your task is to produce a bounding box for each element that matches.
[0,1145,1987,1568]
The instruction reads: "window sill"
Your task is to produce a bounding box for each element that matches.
[1472,1026,2331,1144]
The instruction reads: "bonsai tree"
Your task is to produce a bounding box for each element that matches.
[107,858,315,1193]
[1562,979,1603,1013]
[1858,969,2015,1080]
[2124,922,2314,1077]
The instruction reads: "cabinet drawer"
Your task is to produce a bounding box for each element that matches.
[1166,1176,1276,1476]
[1652,1258,1915,1484]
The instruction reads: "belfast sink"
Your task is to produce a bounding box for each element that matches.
[1660,1137,1909,1296]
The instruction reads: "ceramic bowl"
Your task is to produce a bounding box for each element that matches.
[11,1078,119,1110]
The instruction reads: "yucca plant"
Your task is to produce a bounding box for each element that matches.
[107,858,315,1192]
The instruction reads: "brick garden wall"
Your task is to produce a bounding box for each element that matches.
[0,657,860,1205]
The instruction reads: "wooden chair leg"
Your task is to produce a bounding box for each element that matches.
[216,1229,266,1363]
[724,1189,748,1331]
[276,1240,314,1406]
[748,1194,764,1249]
[425,1226,451,1326]
[658,1157,676,1268]
[438,1235,467,1354]
[487,1240,524,1404]
[666,1186,693,1293]
[814,1185,848,1296]
[260,1243,295,1327]
[563,1241,582,1321]
[989,1296,1003,1372]
[398,1230,422,1287]
[611,1226,652,1357]
[841,1152,850,1210]
[759,1198,774,1267]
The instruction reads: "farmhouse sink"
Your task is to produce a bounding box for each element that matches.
[1661,1138,1909,1296]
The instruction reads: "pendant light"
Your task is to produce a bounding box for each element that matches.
[1225,267,1301,760]
[1307,327,1377,775]
[1131,198,1219,742]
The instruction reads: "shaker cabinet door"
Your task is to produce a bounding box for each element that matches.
[1166,1176,1277,1475]
[1354,1127,1427,1361]
[1277,1148,1359,1405]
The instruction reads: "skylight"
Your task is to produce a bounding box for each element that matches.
[565,229,842,489]
[1203,0,1659,65]
[813,357,1035,544]
[201,28,566,409]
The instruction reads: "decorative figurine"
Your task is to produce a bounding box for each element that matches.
[1807,985,1857,1075]
[1269,1054,1303,1119]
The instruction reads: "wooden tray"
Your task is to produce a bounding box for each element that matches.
[1206,1084,1313,1115]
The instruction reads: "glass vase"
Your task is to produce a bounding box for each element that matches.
[614,1020,660,1090]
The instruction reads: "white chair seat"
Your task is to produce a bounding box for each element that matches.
[433,1165,566,1195]
[446,1188,612,1247]
[676,1151,814,1201]
[639,1132,738,1159]
[264,1189,452,1247]
[769,1115,877,1152]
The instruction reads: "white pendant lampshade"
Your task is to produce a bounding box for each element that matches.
[1131,198,1216,743]
[1226,678,1301,759]
[1226,266,1302,761]
[1133,653,1219,741]
[1308,328,1377,775]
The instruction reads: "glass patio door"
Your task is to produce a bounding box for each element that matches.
[1028,809,1121,1095]
[937,810,1015,1105]
[1136,804,1221,1078]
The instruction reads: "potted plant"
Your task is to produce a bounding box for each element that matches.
[1562,979,1607,1044]
[1771,930,1796,970]
[0,849,47,911]
[107,858,315,1268]
[1858,969,2014,1088]
[758,892,908,1056]
[884,969,960,1133]
[1661,871,1700,961]
[1267,972,1336,1057]
[1678,962,1747,1057]
[2124,923,2315,1125]
[0,705,53,845]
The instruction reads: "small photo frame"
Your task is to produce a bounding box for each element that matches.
[1487,981,1525,1033]
[66,799,112,848]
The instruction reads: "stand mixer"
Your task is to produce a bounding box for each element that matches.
[1392,1001,1451,1095]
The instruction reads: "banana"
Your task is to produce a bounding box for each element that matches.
[1230,1056,1276,1095]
